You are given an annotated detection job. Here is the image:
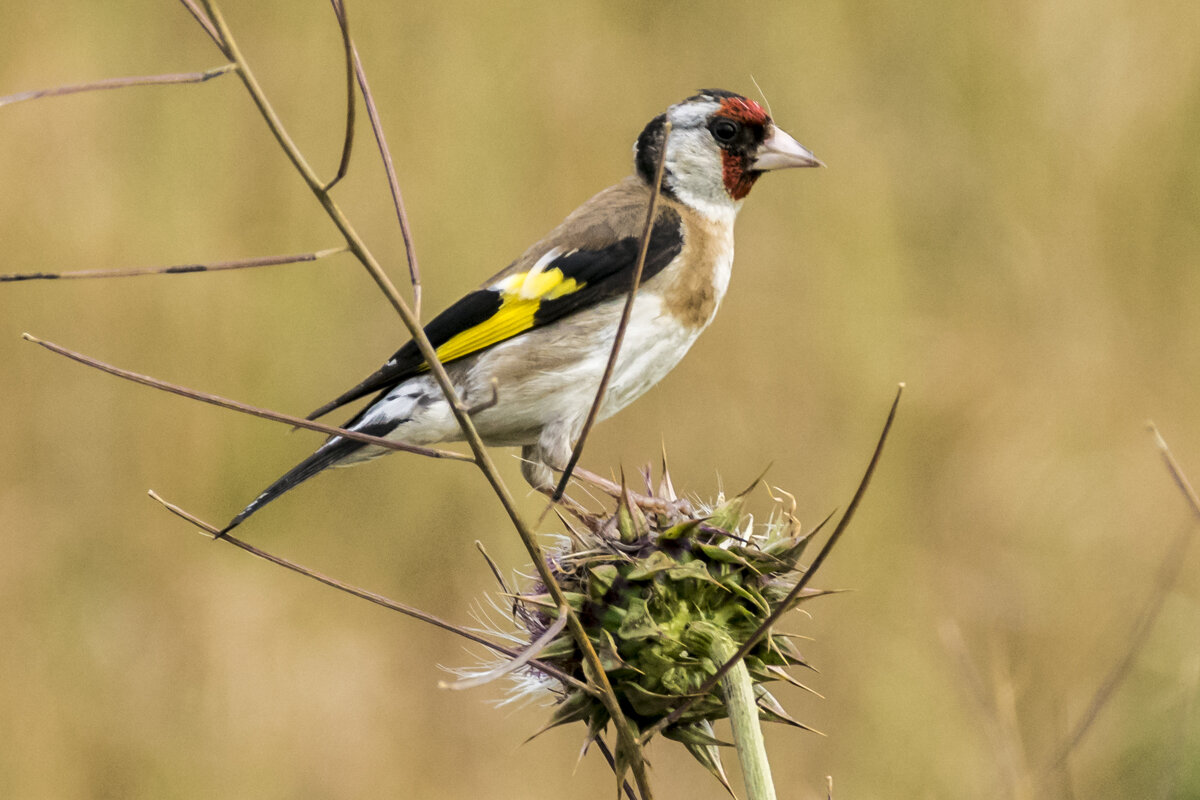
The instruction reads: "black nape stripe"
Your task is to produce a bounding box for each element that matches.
[635,112,670,190]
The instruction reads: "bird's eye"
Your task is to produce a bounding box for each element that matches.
[711,118,740,144]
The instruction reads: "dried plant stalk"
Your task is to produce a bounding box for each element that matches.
[1,248,345,283]
[0,64,234,108]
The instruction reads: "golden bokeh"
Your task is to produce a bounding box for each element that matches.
[2,1,1199,797]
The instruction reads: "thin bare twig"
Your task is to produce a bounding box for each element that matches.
[148,491,588,693]
[197,4,454,446]
[475,540,513,594]
[177,0,223,48]
[194,0,229,55]
[550,121,672,504]
[21,334,472,462]
[323,0,356,191]
[1154,423,1200,515]
[643,384,904,743]
[1049,423,1200,769]
[190,7,653,792]
[204,6,324,189]
[350,41,422,317]
[0,247,346,283]
[0,64,235,109]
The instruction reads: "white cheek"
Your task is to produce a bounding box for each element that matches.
[665,136,743,223]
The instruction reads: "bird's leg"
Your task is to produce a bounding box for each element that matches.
[520,443,556,492]
[521,442,592,516]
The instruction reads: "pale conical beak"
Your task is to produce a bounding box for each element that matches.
[752,126,824,170]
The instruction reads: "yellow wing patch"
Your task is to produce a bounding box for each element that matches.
[425,266,582,367]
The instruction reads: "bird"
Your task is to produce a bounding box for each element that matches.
[219,89,821,535]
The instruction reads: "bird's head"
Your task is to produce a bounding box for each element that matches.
[635,89,821,218]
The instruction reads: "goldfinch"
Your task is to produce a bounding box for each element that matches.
[222,89,820,534]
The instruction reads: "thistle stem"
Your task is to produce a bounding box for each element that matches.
[711,634,777,800]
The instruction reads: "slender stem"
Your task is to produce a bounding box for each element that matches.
[177,0,223,47]
[200,5,452,437]
[148,491,588,693]
[550,122,671,503]
[0,64,234,108]
[21,334,471,462]
[351,43,421,317]
[711,633,777,800]
[194,6,652,793]
[207,6,323,187]
[0,247,345,283]
[323,0,355,192]
[195,0,225,50]
[1153,423,1200,515]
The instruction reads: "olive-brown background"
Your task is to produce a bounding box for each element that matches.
[3,2,1199,798]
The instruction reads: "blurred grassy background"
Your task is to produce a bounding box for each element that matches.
[2,1,1199,797]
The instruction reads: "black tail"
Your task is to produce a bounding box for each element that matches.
[217,436,367,537]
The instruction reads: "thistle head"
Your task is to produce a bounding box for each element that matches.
[462,466,834,791]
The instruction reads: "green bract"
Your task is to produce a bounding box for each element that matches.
[508,477,830,792]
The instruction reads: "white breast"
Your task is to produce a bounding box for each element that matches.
[599,294,699,419]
